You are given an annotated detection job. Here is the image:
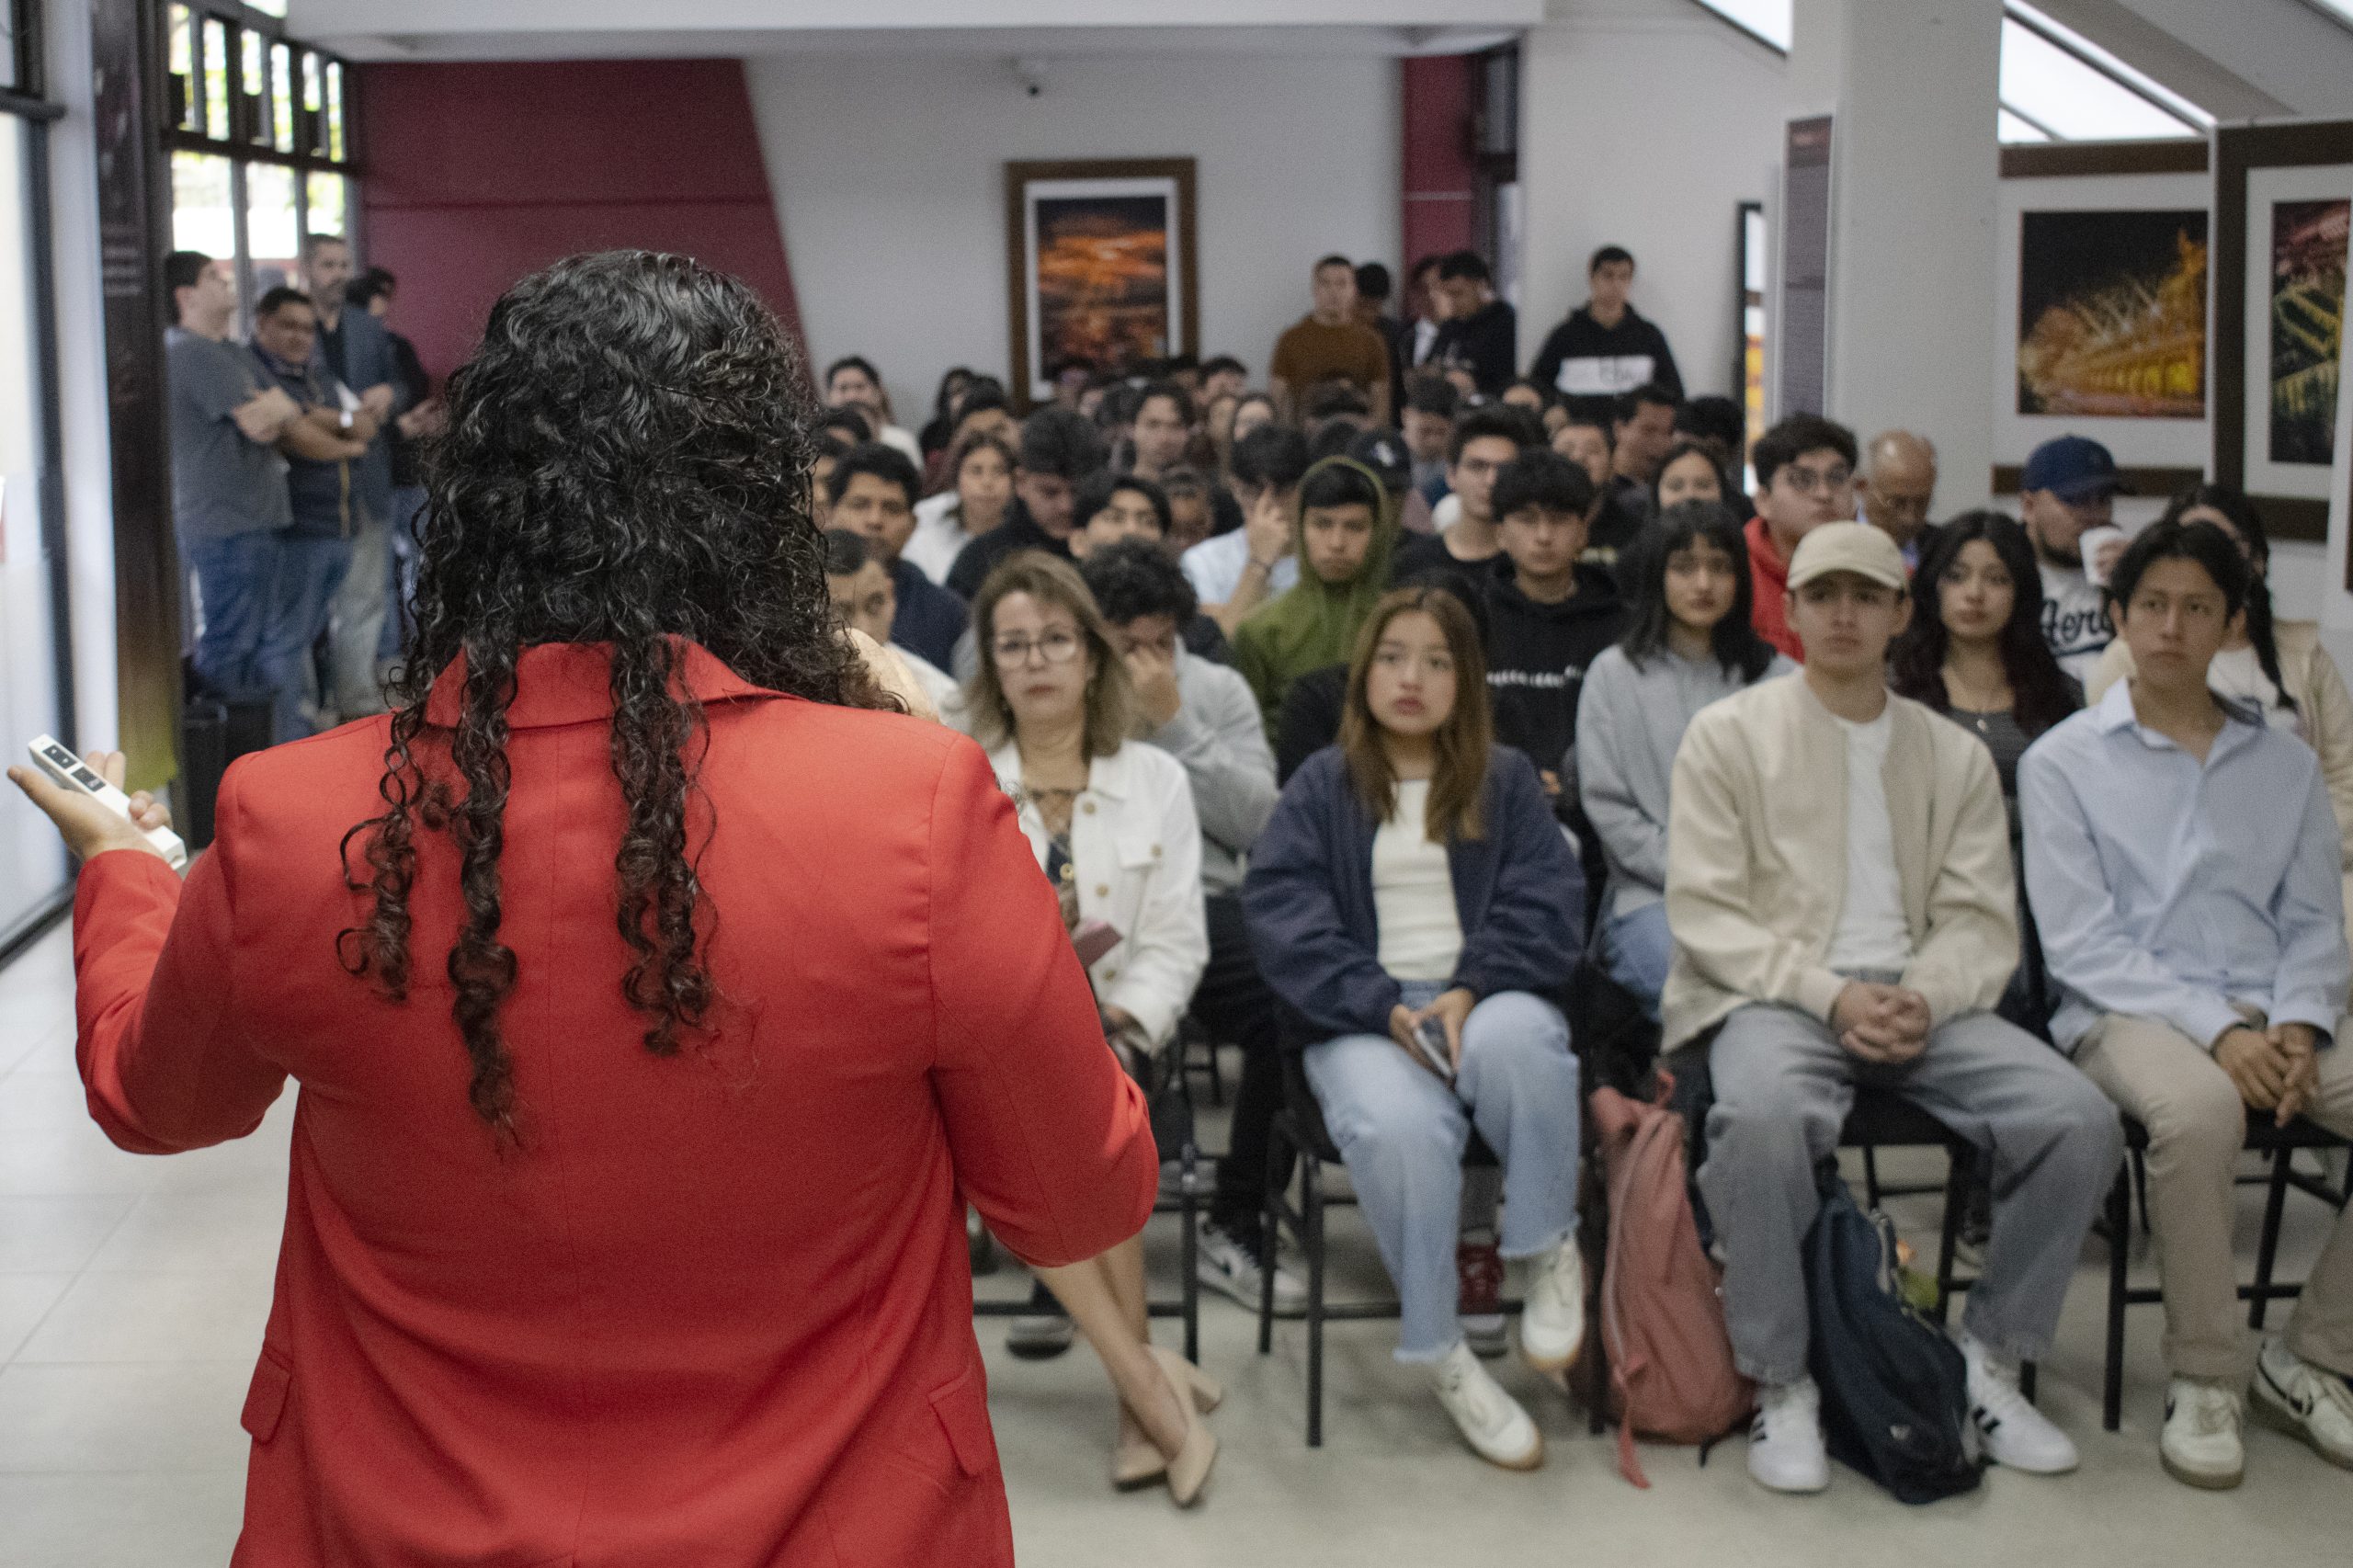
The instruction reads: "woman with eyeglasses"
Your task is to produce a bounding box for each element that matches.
[962,551,1222,1506]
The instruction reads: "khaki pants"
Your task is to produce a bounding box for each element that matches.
[2075,1014,2353,1381]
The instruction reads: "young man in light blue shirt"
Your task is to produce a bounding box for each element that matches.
[2022,517,2353,1491]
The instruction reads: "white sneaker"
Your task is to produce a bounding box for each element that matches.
[1518,1238,1586,1373]
[1959,1330,2077,1474]
[1428,1339,1543,1471]
[1747,1377,1831,1494]
[2161,1378,2245,1490]
[1197,1221,1308,1315]
[2252,1337,2353,1471]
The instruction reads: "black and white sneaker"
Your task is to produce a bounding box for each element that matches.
[1199,1220,1307,1315]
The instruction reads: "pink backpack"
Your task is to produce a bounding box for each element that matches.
[1590,1071,1754,1487]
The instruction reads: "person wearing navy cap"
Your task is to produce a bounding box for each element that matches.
[2019,434,2124,682]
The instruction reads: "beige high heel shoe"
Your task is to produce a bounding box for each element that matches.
[1147,1345,1220,1506]
[1113,1346,1222,1488]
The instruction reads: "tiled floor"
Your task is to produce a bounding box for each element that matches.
[5,918,2349,1564]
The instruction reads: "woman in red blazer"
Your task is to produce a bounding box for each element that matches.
[8,253,1158,1567]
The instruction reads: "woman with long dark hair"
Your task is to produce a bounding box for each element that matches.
[1245,586,1585,1471]
[10,252,1158,1565]
[1889,510,2083,819]
[1576,501,1791,1014]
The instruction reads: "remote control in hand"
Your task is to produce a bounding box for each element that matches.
[26,736,188,870]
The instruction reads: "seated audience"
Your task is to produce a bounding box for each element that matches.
[964,552,1220,1505]
[824,354,920,461]
[1127,381,1196,483]
[1500,379,1552,418]
[1429,251,1518,398]
[2018,433,2123,682]
[1079,541,1303,1313]
[1391,407,1528,582]
[2086,488,2353,892]
[823,529,961,714]
[826,443,967,671]
[1303,381,1374,457]
[1069,471,1173,562]
[1551,409,1612,492]
[904,429,1016,585]
[1577,502,1791,1016]
[1744,414,1859,663]
[1529,244,1684,409]
[1479,449,1625,804]
[1608,382,1681,495]
[1199,355,1248,407]
[1652,437,1729,513]
[809,408,870,531]
[1670,521,2120,1495]
[1234,457,1398,744]
[915,365,974,458]
[1348,426,1434,539]
[948,407,1108,599]
[1228,392,1279,451]
[1159,465,1227,559]
[1244,586,1586,1470]
[1271,256,1392,426]
[2022,519,2353,1490]
[1402,375,1460,504]
[1185,423,1312,635]
[1857,430,1940,567]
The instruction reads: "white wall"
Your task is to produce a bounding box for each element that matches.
[745,51,1401,419]
[1518,0,1789,403]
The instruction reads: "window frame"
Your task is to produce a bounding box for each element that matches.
[0,0,78,963]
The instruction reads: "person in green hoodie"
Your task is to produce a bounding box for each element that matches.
[1233,456,1399,748]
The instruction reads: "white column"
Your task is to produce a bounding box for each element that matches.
[1791,0,2002,511]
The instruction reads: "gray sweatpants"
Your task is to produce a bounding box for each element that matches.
[1697,1003,2123,1386]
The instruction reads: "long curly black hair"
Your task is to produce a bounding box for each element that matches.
[338,251,887,1142]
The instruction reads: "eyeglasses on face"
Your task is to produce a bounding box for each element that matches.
[992,631,1085,667]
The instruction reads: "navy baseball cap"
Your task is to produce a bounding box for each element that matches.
[2022,435,2121,501]
[1349,428,1413,494]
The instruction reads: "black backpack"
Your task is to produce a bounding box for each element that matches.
[1803,1168,1983,1504]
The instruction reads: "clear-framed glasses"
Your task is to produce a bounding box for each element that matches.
[1780,463,1853,496]
[992,631,1085,667]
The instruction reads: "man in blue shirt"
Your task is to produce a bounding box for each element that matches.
[2022,517,2353,1491]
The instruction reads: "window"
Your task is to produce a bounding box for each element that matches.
[1683,1,2212,143]
[162,3,358,331]
[1,0,75,952]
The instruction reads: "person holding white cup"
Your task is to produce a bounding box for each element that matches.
[2018,434,2125,683]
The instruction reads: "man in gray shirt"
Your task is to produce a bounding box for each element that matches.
[165,250,298,727]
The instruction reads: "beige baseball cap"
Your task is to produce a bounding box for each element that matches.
[1786,521,1906,593]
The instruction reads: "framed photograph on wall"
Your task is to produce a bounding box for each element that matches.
[1993,141,2210,500]
[1006,158,1199,410]
[2215,120,2353,543]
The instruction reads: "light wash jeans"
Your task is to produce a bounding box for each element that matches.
[1302,982,1581,1362]
[258,533,352,744]
[186,528,286,717]
[1600,900,1671,1021]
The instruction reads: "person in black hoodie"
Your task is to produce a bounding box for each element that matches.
[1527,245,1684,416]
[1430,251,1518,399]
[1481,449,1627,807]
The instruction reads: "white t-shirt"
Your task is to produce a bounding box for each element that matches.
[902,492,973,585]
[1372,778,1464,983]
[1182,528,1300,608]
[2040,561,2113,686]
[2207,644,2303,734]
[1824,708,1914,974]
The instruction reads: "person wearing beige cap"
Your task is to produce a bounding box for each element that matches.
[1664,520,2122,1496]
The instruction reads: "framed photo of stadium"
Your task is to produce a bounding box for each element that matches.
[1005,158,1199,411]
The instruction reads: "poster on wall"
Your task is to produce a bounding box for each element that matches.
[1005,159,1199,409]
[1993,143,2211,487]
[2015,209,2206,419]
[2214,120,2353,543]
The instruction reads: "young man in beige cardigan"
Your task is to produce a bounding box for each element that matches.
[1665,522,2122,1495]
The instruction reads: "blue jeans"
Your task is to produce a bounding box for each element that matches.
[186,528,287,714]
[257,533,352,744]
[1600,900,1672,1021]
[1302,983,1581,1362]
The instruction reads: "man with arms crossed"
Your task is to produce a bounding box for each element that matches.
[2022,517,2353,1490]
[1669,522,2120,1495]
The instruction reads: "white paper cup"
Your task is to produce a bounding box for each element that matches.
[2078,525,2128,587]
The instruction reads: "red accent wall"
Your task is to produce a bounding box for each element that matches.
[1400,55,1477,282]
[357,60,802,381]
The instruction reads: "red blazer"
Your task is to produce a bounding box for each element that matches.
[71,642,1157,1566]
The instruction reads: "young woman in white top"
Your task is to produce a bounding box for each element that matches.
[823,354,922,461]
[964,551,1220,1506]
[1244,587,1585,1471]
[1577,502,1792,1016]
[902,429,1016,585]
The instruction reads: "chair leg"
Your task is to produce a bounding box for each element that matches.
[1933,1144,1970,1325]
[1180,1141,1201,1365]
[1305,1153,1327,1449]
[2104,1166,2131,1433]
[2249,1145,2295,1333]
[1862,1144,1882,1210]
[1258,1125,1287,1358]
[2132,1149,2152,1238]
